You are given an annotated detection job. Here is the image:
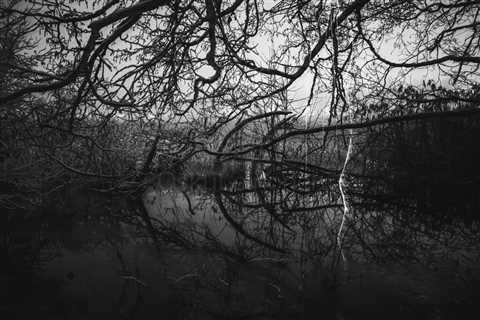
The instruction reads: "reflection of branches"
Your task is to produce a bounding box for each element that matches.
[214,191,287,253]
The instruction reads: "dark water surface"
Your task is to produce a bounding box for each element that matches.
[3,119,480,319]
[1,184,480,320]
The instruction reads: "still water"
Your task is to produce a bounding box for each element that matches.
[1,181,479,320]
[2,119,480,319]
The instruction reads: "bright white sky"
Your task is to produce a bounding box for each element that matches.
[11,0,467,125]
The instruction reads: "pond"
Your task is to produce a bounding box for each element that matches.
[2,119,480,319]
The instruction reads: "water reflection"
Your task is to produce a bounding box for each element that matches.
[2,119,480,319]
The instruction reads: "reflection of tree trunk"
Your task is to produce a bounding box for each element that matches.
[336,132,354,270]
[141,135,160,177]
[244,160,252,200]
